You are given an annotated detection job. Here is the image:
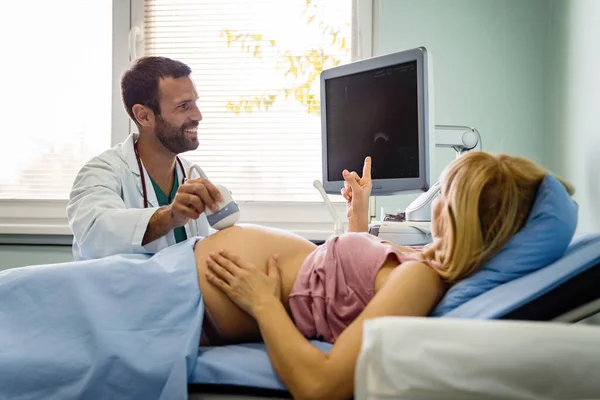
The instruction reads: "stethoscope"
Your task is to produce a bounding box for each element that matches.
[133,139,187,209]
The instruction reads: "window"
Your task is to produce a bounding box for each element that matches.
[0,1,130,236]
[0,0,372,239]
[137,0,363,202]
[0,1,113,200]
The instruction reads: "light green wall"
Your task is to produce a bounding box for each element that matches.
[0,246,72,270]
[545,0,600,234]
[373,0,550,217]
[0,244,72,271]
[0,235,73,270]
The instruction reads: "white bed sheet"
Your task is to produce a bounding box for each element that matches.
[355,317,600,400]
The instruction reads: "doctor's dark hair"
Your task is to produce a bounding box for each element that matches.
[121,56,192,126]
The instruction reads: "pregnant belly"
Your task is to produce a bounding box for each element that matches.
[194,224,317,345]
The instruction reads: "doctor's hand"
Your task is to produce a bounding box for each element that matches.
[341,156,372,223]
[169,178,224,227]
[205,250,282,317]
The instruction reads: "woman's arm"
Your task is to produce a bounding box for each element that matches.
[206,252,445,400]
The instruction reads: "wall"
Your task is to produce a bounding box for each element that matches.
[373,0,551,217]
[545,0,600,234]
[0,244,72,271]
[0,234,72,270]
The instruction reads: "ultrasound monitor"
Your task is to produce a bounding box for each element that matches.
[320,46,433,195]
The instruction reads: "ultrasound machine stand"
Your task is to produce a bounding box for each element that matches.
[369,124,482,245]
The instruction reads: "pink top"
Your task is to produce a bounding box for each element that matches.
[288,232,427,343]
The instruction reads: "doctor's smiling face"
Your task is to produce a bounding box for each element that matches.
[153,76,202,154]
[121,56,203,155]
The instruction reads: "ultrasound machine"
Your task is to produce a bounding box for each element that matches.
[314,46,481,245]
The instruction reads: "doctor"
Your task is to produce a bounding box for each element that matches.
[67,56,222,261]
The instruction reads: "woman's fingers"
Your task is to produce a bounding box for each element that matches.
[342,170,361,200]
[208,251,243,274]
[362,156,372,181]
[206,256,234,284]
[344,171,361,191]
[217,249,245,268]
[206,272,236,298]
[341,187,352,201]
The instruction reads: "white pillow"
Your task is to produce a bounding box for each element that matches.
[355,317,600,400]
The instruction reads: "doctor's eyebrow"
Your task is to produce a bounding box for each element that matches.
[173,95,199,109]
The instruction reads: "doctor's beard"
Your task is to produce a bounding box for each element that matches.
[154,115,200,154]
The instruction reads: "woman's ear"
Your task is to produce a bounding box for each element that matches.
[132,104,155,128]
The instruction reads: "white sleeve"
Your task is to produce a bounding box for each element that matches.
[67,156,157,260]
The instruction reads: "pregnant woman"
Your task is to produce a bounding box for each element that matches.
[193,151,573,400]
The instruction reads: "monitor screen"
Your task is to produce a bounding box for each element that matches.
[319,47,431,195]
[324,60,419,182]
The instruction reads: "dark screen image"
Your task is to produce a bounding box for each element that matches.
[325,60,419,181]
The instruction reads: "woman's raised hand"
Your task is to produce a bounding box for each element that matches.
[341,156,372,223]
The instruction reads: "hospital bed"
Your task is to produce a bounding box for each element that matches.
[2,170,599,400]
[186,232,600,399]
[1,230,598,400]
[3,236,596,400]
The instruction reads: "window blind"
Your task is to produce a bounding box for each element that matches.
[143,0,353,202]
[0,0,112,200]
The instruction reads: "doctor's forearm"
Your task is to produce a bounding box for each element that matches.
[142,206,175,245]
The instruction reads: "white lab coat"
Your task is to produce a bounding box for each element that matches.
[67,133,210,261]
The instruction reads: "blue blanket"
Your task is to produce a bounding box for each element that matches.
[0,238,204,400]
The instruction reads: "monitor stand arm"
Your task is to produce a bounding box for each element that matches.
[404,125,482,222]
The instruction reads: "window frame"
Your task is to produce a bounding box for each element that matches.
[0,0,375,242]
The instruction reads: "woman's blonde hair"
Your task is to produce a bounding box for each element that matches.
[423,151,574,285]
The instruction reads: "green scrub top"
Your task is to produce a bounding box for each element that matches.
[149,169,188,244]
